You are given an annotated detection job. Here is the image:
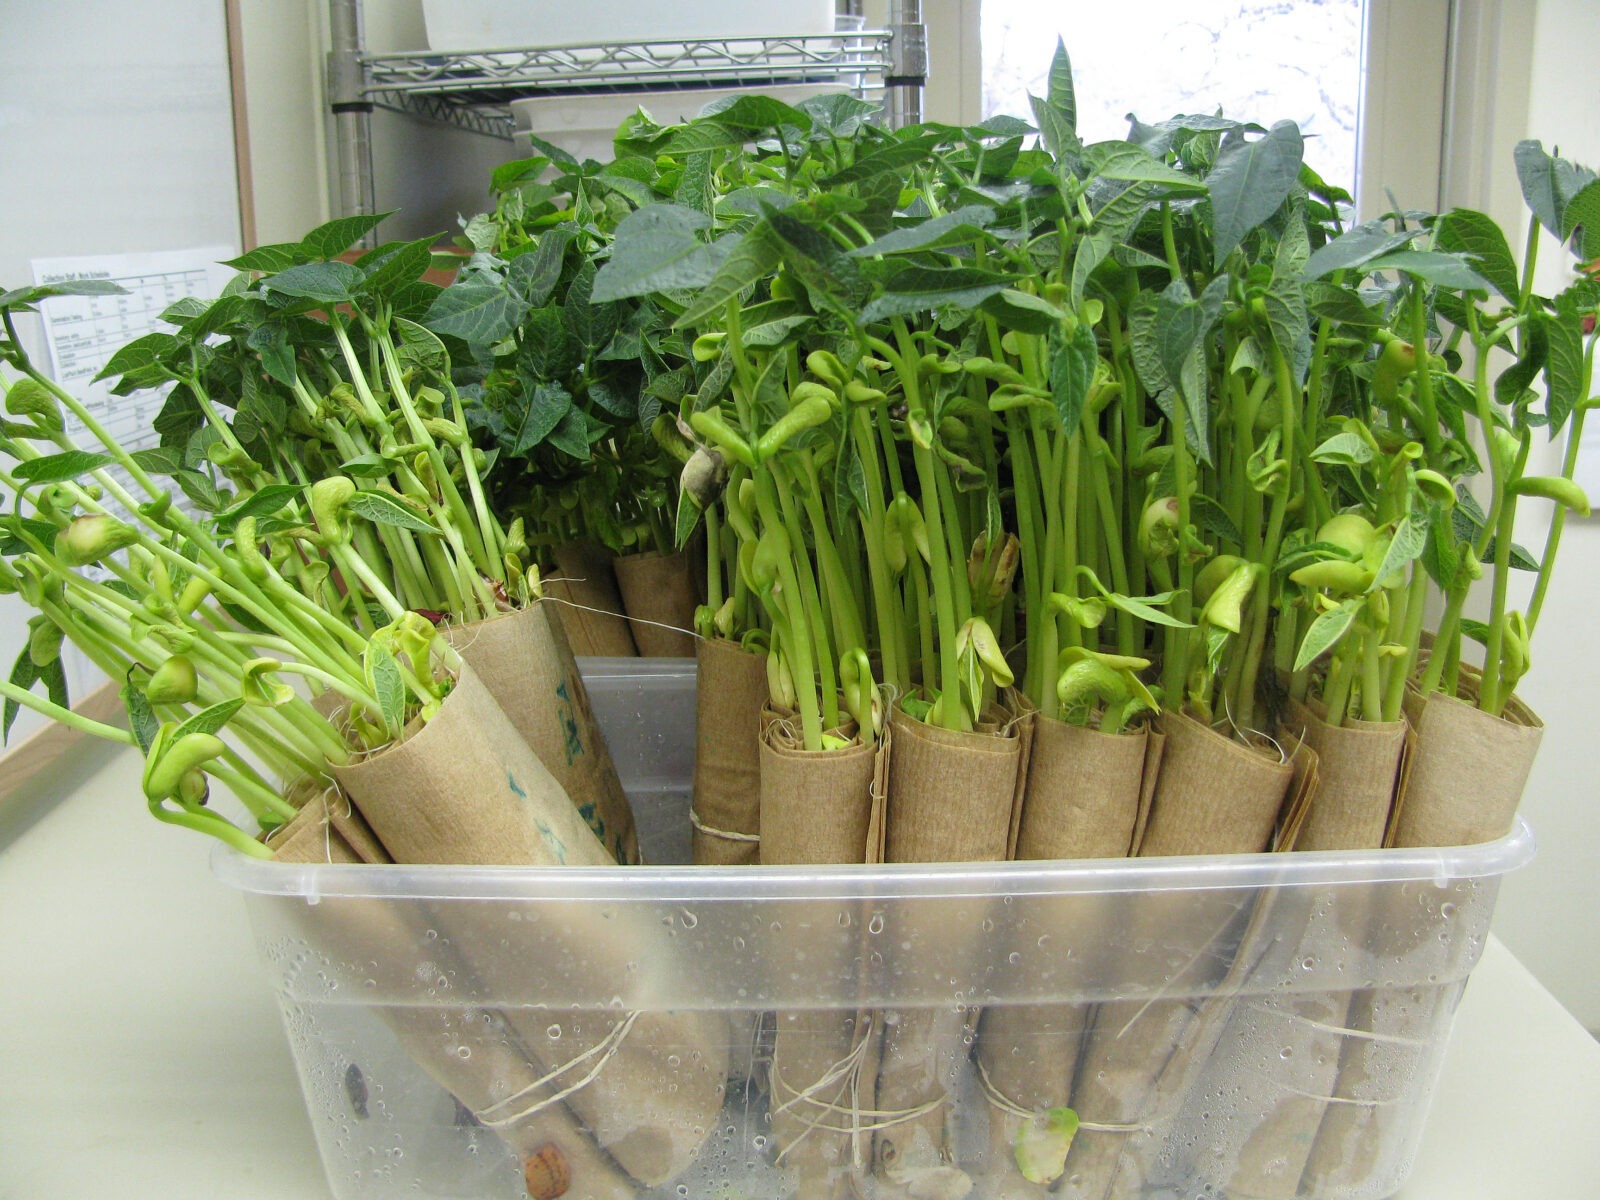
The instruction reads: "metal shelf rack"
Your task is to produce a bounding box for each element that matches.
[327,0,927,222]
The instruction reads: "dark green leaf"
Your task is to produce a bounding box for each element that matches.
[586,378,638,419]
[12,450,114,483]
[339,453,397,477]
[1544,310,1585,434]
[1303,280,1386,327]
[797,92,880,137]
[1514,140,1563,238]
[171,698,245,741]
[822,133,946,186]
[346,489,440,534]
[221,242,304,273]
[509,381,573,455]
[509,225,577,307]
[562,261,623,351]
[302,212,392,260]
[1362,249,1493,292]
[1294,598,1362,671]
[1049,323,1097,437]
[857,265,1012,322]
[1303,224,1422,279]
[1370,512,1429,589]
[674,489,702,549]
[1421,503,1462,589]
[1083,141,1207,191]
[3,644,41,744]
[661,122,755,155]
[674,221,783,329]
[174,469,228,513]
[544,406,595,460]
[703,94,811,132]
[592,204,728,300]
[1034,40,1079,157]
[246,317,298,388]
[213,483,302,533]
[1190,494,1244,549]
[261,260,362,305]
[1435,208,1521,302]
[848,204,996,257]
[120,671,160,754]
[94,332,180,383]
[1560,178,1600,262]
[518,307,579,381]
[423,275,529,345]
[355,235,440,296]
[0,279,127,310]
[980,289,1068,335]
[1206,121,1305,267]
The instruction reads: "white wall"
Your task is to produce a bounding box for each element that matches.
[1468,0,1600,1033]
[0,1,241,750]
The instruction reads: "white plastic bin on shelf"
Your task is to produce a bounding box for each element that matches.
[421,1,838,51]
[214,661,1534,1200]
[511,84,847,165]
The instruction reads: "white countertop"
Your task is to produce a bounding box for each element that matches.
[4,742,1599,1198]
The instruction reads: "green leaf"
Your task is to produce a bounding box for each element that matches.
[1190,494,1244,549]
[423,275,529,345]
[1369,512,1428,590]
[1303,280,1386,328]
[0,279,128,310]
[213,483,302,533]
[94,332,180,383]
[1294,599,1362,671]
[171,698,245,741]
[365,643,407,735]
[544,407,596,460]
[848,205,996,257]
[674,221,783,329]
[798,92,880,137]
[1049,323,1097,437]
[509,381,573,455]
[119,671,160,754]
[858,265,1013,323]
[0,515,60,556]
[12,450,115,483]
[593,204,729,300]
[338,453,398,478]
[517,306,579,381]
[222,242,304,273]
[1560,178,1600,262]
[246,316,298,388]
[1514,140,1563,238]
[674,489,702,549]
[1303,225,1422,279]
[674,151,715,217]
[822,132,946,186]
[3,645,41,744]
[345,490,440,534]
[1032,40,1079,157]
[355,235,440,296]
[1421,503,1462,589]
[743,315,814,348]
[1434,208,1521,302]
[509,225,577,307]
[701,93,812,133]
[1311,431,1376,466]
[1083,142,1207,191]
[1206,121,1305,267]
[561,261,622,351]
[1361,250,1493,292]
[1544,310,1585,434]
[174,469,229,513]
[301,212,392,260]
[262,260,362,305]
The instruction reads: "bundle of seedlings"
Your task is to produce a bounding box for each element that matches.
[568,41,1592,1197]
[450,139,711,657]
[0,222,731,1193]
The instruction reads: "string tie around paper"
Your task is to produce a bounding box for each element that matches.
[974,1059,1148,1134]
[687,807,761,844]
[540,573,703,642]
[1242,1000,1431,1047]
[473,1011,640,1129]
[767,1015,948,1169]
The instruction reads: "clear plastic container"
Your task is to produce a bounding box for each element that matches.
[214,661,1534,1200]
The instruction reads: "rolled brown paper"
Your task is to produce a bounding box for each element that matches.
[874,706,1024,1194]
[612,549,699,658]
[691,637,769,866]
[549,541,638,657]
[442,601,640,864]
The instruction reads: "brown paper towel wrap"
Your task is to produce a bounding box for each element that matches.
[760,715,884,1196]
[266,795,640,1200]
[1300,682,1541,1194]
[549,541,638,657]
[1172,698,1405,1198]
[612,549,699,658]
[691,637,769,866]
[1059,710,1295,1200]
[442,602,640,864]
[874,704,1027,1195]
[332,666,728,1187]
[974,717,1157,1196]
